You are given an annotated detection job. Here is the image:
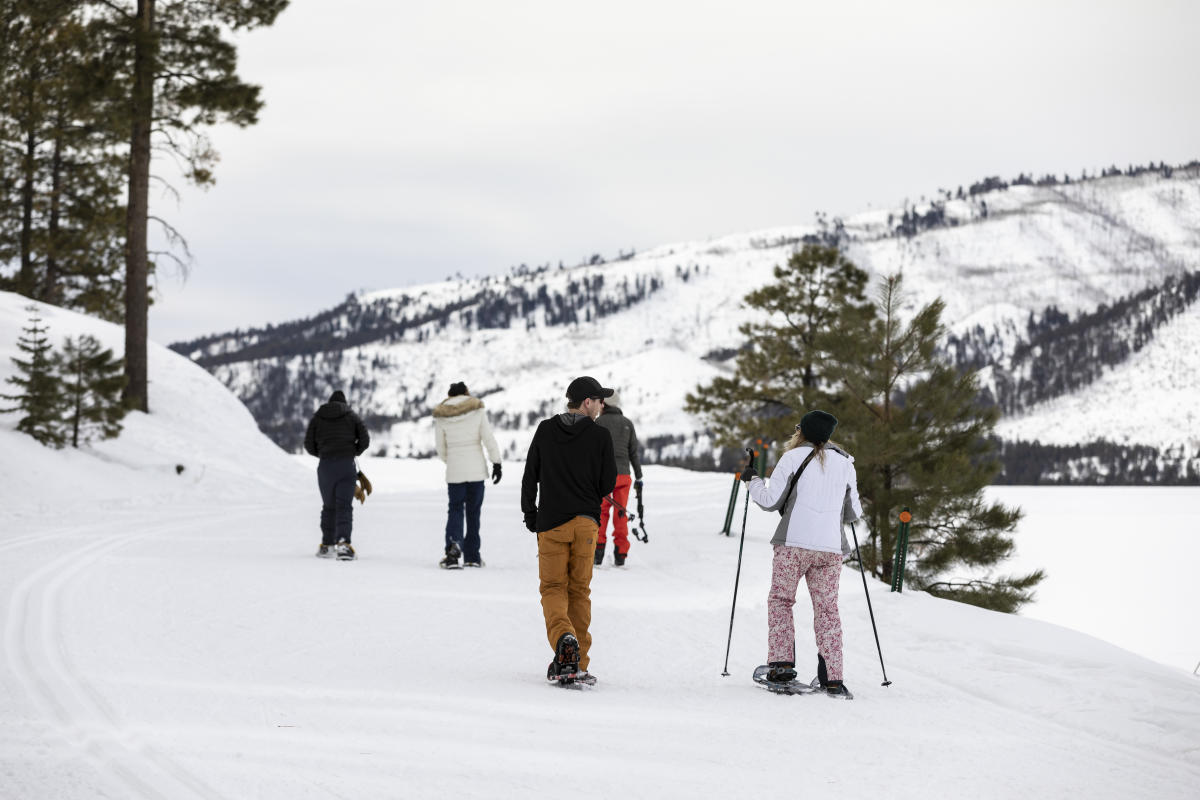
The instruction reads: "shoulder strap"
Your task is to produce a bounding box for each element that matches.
[777,448,819,517]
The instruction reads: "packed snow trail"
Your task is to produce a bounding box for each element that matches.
[2,460,1198,799]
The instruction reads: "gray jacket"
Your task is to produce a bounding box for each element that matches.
[595,406,642,479]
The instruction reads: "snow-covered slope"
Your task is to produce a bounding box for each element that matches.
[174,167,1200,480]
[1,373,1198,797]
[0,291,306,518]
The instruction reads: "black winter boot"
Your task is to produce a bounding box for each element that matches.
[766,661,797,683]
[439,543,462,569]
[554,632,580,675]
[613,550,627,567]
[593,543,605,566]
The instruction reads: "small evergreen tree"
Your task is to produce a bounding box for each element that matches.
[833,276,1044,612]
[685,244,876,448]
[1,306,66,446]
[54,333,126,447]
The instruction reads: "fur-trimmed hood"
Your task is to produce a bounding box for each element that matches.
[432,395,484,418]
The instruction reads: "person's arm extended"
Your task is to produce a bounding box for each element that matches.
[747,449,797,511]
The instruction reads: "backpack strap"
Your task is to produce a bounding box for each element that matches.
[777,447,819,517]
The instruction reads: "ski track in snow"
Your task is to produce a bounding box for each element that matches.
[2,512,249,800]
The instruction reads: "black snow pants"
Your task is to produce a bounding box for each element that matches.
[317,457,357,545]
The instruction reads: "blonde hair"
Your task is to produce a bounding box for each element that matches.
[783,430,844,466]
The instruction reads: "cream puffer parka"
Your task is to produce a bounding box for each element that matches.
[432,395,502,483]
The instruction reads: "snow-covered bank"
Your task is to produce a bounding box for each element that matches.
[0,291,306,520]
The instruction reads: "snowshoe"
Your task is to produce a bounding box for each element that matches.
[464,559,485,568]
[547,661,596,688]
[753,664,817,695]
[316,544,334,559]
[335,541,356,561]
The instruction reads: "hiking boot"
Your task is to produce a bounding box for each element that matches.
[593,543,605,566]
[766,662,797,683]
[464,558,485,568]
[316,544,334,559]
[335,541,356,561]
[554,632,580,674]
[613,550,627,567]
[825,680,853,698]
[439,543,462,569]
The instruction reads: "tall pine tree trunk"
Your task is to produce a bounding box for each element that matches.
[42,110,64,305]
[123,0,154,413]
[19,114,36,297]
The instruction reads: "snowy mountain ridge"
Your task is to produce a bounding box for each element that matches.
[172,164,1200,481]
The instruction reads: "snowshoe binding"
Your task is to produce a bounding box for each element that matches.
[335,541,356,561]
[753,663,817,695]
[316,544,335,559]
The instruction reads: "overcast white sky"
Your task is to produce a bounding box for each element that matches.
[149,0,1200,344]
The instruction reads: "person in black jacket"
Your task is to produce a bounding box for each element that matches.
[521,376,617,683]
[304,390,370,560]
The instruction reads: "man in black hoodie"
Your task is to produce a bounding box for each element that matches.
[521,376,617,683]
[304,390,370,560]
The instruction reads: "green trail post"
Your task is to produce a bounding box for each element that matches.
[890,507,912,592]
[720,473,740,535]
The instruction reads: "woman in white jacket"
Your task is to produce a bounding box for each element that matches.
[744,409,863,697]
[432,382,502,568]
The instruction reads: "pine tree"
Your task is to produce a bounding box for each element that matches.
[54,333,126,447]
[685,244,876,448]
[833,276,1044,612]
[0,1,128,321]
[89,0,291,413]
[1,305,66,447]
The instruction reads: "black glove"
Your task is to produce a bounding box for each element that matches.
[633,478,643,492]
[492,463,502,484]
[740,448,758,482]
[524,512,537,532]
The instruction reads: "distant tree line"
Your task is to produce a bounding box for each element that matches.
[887,159,1200,239]
[993,439,1199,485]
[171,265,683,370]
[946,270,1200,414]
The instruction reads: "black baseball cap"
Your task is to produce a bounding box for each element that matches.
[566,376,614,404]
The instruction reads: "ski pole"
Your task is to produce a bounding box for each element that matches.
[721,448,756,677]
[849,522,892,687]
[603,492,648,543]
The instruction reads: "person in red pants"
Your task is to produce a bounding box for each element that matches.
[594,392,643,566]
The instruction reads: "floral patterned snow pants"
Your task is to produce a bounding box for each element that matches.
[767,545,844,680]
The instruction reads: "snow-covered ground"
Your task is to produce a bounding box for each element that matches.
[2,296,1199,798]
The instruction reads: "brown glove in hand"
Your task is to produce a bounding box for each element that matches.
[354,470,373,505]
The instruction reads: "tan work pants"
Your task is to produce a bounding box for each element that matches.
[537,516,598,669]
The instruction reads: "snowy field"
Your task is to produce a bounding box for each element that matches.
[2,294,1200,798]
